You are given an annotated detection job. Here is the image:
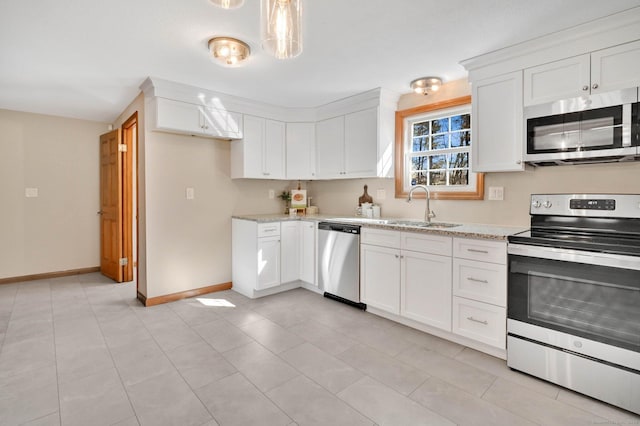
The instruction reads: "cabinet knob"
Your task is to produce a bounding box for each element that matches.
[582,85,589,91]
[516,160,522,165]
[592,83,599,90]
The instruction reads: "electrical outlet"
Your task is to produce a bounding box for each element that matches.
[376,189,386,200]
[186,187,195,200]
[25,188,38,198]
[268,189,275,199]
[488,186,504,201]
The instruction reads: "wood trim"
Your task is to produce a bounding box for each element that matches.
[141,282,233,307]
[0,267,101,285]
[121,112,137,283]
[394,96,485,201]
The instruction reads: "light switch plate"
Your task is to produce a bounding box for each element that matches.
[376,189,386,200]
[488,186,504,201]
[25,187,38,198]
[268,189,275,199]
[186,187,195,200]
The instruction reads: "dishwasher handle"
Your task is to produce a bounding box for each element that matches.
[318,222,361,234]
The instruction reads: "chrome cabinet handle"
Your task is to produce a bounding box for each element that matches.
[467,249,489,254]
[467,277,489,284]
[516,160,522,164]
[582,85,589,91]
[592,83,599,90]
[395,254,399,259]
[467,316,488,325]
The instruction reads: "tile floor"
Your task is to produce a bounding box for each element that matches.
[1,273,639,426]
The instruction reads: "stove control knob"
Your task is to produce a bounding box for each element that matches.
[531,200,541,209]
[543,200,552,208]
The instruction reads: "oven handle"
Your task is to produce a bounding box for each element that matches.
[508,243,640,271]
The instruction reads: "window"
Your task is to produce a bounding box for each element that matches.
[395,96,484,200]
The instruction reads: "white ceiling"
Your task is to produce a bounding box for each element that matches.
[2,0,640,123]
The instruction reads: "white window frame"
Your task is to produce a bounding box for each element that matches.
[403,104,475,194]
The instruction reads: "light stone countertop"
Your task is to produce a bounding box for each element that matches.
[232,214,527,241]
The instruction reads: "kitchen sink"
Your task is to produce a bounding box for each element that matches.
[327,218,461,228]
[384,220,461,228]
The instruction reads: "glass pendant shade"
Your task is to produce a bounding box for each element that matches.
[209,0,244,9]
[261,0,302,59]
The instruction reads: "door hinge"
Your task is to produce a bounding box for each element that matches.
[118,144,127,152]
[119,257,128,266]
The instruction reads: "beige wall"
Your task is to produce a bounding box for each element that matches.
[0,109,108,279]
[309,79,640,227]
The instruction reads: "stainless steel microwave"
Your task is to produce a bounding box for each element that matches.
[524,88,639,166]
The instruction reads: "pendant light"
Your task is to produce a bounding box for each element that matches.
[261,0,303,59]
[209,0,244,9]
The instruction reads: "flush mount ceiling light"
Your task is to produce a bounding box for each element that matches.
[261,0,303,59]
[209,0,244,9]
[208,37,250,66]
[411,77,443,95]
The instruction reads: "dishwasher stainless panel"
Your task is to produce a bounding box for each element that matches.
[317,222,365,309]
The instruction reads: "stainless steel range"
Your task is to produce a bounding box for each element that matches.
[507,194,640,414]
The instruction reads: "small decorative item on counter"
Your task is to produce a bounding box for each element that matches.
[372,205,381,218]
[278,191,291,214]
[307,205,319,215]
[358,184,373,206]
[291,189,307,209]
[289,208,297,217]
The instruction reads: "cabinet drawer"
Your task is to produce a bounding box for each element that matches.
[257,222,281,237]
[361,228,401,249]
[401,232,452,256]
[453,238,506,264]
[453,258,506,307]
[452,297,506,349]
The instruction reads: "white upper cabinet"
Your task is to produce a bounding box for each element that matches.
[524,55,591,106]
[344,107,378,177]
[316,116,345,179]
[151,97,243,140]
[286,122,316,180]
[316,106,392,179]
[471,71,524,173]
[524,40,640,106]
[231,115,285,179]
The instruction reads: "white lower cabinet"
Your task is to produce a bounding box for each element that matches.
[452,237,508,350]
[360,244,401,315]
[280,221,300,284]
[256,236,281,290]
[361,229,452,331]
[361,228,509,355]
[401,250,452,331]
[299,220,316,286]
[232,219,316,298]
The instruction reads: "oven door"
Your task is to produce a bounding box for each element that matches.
[507,243,640,354]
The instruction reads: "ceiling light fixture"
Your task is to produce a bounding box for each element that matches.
[261,0,302,59]
[208,37,250,66]
[209,0,244,9]
[410,77,443,95]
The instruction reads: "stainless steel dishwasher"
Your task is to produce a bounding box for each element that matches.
[317,222,366,310]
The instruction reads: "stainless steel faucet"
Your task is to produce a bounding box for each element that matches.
[407,185,436,223]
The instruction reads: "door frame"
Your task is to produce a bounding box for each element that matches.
[121,112,137,284]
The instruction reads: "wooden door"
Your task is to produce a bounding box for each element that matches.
[100,129,123,282]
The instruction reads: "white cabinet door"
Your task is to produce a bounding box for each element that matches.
[316,116,345,178]
[264,119,285,179]
[299,220,316,285]
[280,221,299,284]
[257,236,280,290]
[202,107,243,139]
[453,296,506,349]
[524,55,590,106]
[286,122,316,180]
[471,71,524,172]
[591,40,640,94]
[360,244,400,315]
[344,107,378,177]
[239,115,265,179]
[401,250,452,331]
[155,97,202,135]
